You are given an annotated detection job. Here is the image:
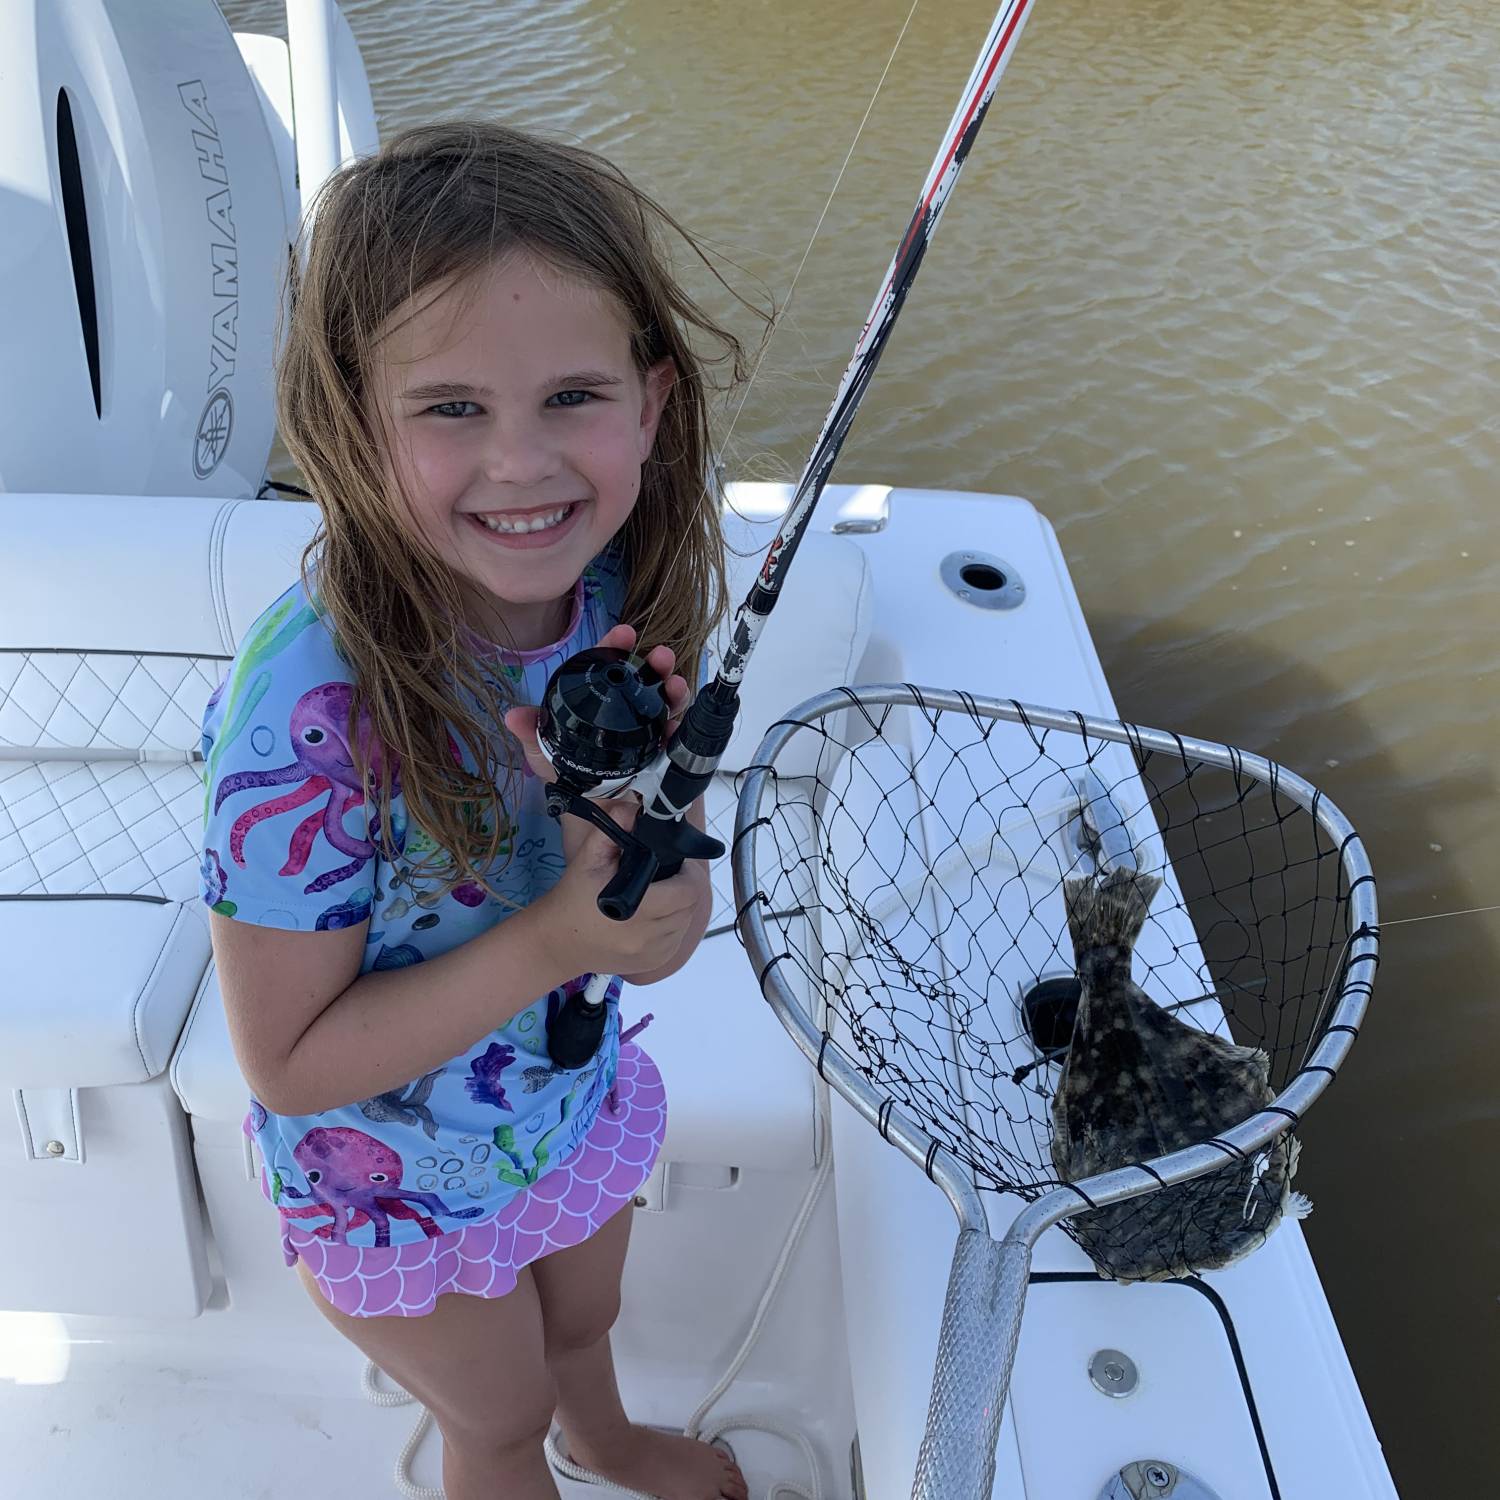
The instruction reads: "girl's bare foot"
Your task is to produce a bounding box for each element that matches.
[565,1425,749,1500]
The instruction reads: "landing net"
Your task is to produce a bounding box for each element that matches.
[733,686,1376,1278]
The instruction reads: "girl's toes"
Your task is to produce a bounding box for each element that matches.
[716,1450,748,1500]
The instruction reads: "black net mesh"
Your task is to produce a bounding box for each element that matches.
[736,691,1363,1282]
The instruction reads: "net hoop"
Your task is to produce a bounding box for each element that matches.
[732,683,1379,1237]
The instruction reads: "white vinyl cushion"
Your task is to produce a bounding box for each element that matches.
[0,495,310,1091]
[1,898,211,1088]
[0,756,206,898]
[0,494,310,659]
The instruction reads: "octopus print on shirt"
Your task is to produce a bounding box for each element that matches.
[201,550,634,1251]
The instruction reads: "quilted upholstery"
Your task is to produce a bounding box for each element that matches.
[0,645,225,900]
[0,754,206,899]
[0,649,223,754]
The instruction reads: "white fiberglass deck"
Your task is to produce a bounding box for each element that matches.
[1,484,1397,1499]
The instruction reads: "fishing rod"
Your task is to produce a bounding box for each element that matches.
[540,0,1042,1068]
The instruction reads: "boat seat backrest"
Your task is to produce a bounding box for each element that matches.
[0,495,321,901]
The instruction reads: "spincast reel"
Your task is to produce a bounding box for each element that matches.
[537,647,668,796]
[537,646,726,1067]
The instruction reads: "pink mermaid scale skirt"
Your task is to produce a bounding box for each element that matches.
[282,1041,666,1318]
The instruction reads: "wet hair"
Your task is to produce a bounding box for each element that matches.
[275,120,763,896]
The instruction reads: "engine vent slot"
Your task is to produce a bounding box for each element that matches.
[56,89,102,419]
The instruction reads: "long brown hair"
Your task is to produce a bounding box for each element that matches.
[276,121,763,894]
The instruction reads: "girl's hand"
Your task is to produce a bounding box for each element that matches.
[529,801,706,980]
[505,623,705,975]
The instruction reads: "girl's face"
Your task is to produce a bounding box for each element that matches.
[370,252,673,647]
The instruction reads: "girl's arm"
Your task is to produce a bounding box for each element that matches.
[213,808,704,1116]
[211,903,565,1117]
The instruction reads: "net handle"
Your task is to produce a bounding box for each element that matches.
[910,1227,1031,1500]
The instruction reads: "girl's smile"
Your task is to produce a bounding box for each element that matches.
[466,499,586,547]
[371,252,673,649]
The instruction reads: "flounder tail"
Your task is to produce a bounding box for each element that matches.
[1064,867,1163,958]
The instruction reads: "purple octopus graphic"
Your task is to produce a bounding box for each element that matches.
[276,1126,484,1247]
[213,683,391,895]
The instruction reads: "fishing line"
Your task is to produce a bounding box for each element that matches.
[634,0,923,650]
[1295,898,1497,1071]
[1382,900,1500,928]
[719,0,924,453]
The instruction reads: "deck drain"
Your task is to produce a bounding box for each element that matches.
[940,549,1025,610]
[1088,1347,1138,1397]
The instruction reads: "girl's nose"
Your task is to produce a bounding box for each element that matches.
[481,415,559,486]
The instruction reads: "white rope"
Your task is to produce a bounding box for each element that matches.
[686,1098,833,1445]
[543,1428,662,1500]
[361,1361,442,1500]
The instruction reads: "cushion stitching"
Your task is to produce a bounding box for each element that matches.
[1,761,200,895]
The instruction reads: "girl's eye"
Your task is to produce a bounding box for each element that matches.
[547,390,596,408]
[428,400,481,418]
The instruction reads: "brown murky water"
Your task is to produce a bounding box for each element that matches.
[223,1,1499,1489]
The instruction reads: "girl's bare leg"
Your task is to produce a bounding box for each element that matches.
[295,1260,560,1500]
[529,1204,750,1500]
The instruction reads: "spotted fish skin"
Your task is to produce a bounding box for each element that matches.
[1049,868,1305,1282]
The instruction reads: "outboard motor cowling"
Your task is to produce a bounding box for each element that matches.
[0,0,287,497]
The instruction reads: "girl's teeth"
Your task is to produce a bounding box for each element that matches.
[481,504,574,535]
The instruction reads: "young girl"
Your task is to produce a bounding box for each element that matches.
[200,122,756,1500]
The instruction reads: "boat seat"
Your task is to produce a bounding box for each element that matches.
[0,493,319,1316]
[171,507,874,1184]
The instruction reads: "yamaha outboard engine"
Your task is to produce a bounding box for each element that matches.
[0,0,289,496]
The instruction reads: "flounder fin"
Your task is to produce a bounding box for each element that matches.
[1064,867,1163,955]
[1287,1191,1314,1220]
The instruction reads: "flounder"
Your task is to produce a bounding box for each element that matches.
[1049,867,1309,1282]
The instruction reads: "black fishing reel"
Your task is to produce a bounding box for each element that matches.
[538,646,727,1067]
[537,646,668,796]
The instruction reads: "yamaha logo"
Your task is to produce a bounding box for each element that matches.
[194,387,234,478]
